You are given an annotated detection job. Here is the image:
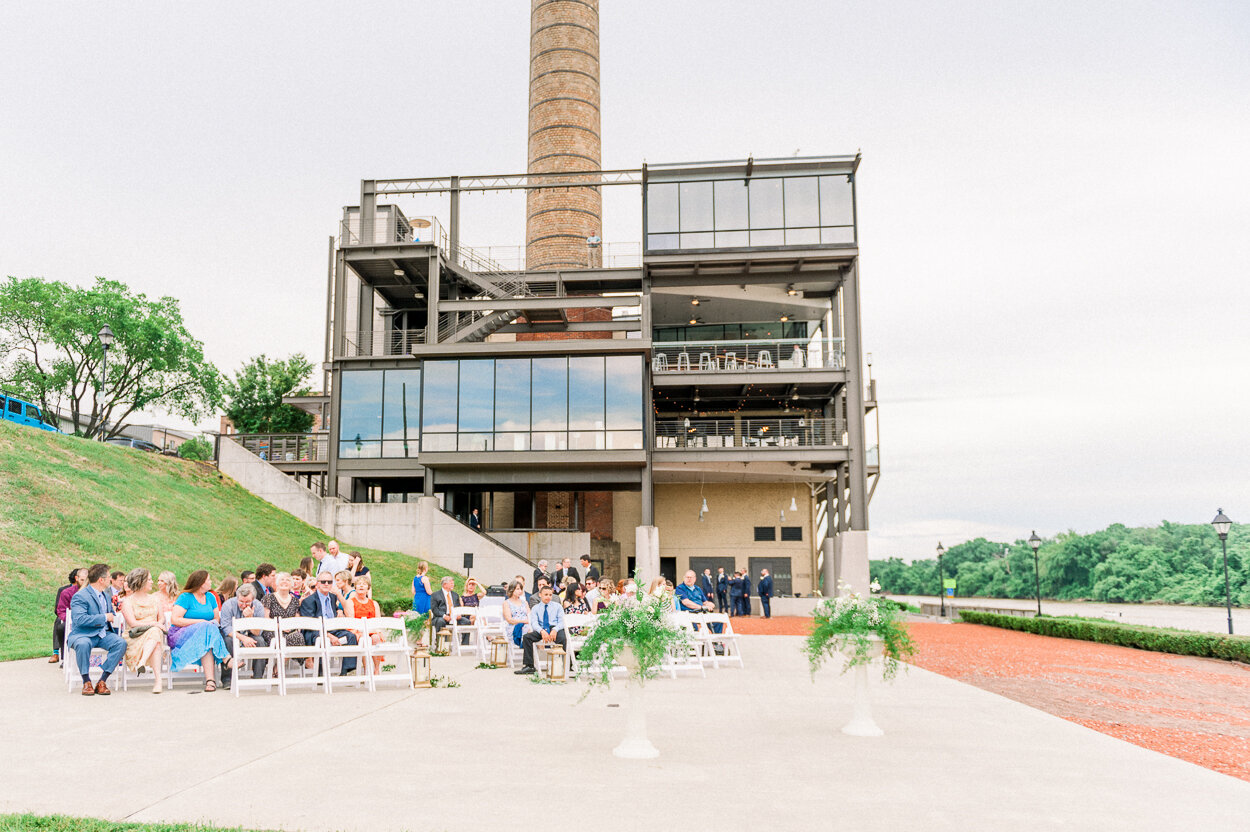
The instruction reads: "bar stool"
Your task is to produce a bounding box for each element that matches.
[698,352,715,371]
[676,352,691,371]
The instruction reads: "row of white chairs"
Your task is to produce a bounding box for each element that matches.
[230,616,412,695]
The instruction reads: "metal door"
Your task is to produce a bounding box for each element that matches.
[748,557,793,596]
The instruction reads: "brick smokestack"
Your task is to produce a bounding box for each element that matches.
[526,0,601,271]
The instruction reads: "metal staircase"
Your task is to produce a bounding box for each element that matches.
[438,243,537,344]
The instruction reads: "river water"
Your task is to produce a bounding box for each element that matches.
[887,594,1249,635]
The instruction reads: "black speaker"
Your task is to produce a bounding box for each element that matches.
[463,552,474,569]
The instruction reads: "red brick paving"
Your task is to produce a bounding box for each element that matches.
[736,616,1250,781]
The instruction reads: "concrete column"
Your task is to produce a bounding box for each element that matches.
[820,536,836,597]
[449,176,461,265]
[427,253,440,343]
[635,525,659,581]
[835,530,871,595]
[416,496,438,561]
[842,263,869,531]
[360,180,377,242]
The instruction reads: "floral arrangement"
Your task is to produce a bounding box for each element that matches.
[578,573,689,689]
[805,581,916,680]
[402,612,430,647]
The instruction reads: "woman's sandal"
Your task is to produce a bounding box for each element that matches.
[204,680,217,693]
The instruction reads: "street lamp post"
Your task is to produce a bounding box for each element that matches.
[1211,509,1234,635]
[97,325,115,441]
[936,542,946,617]
[1028,531,1043,617]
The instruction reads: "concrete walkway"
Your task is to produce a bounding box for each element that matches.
[2,636,1246,831]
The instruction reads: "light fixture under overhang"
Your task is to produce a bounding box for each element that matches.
[689,317,699,325]
[786,285,798,296]
[414,290,425,299]
[393,268,404,276]
[690,298,700,306]
[779,315,790,322]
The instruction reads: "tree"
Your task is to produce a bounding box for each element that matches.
[223,354,316,434]
[178,436,214,461]
[0,276,221,439]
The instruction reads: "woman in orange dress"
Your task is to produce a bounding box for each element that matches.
[344,576,384,675]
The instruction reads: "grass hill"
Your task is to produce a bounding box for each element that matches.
[0,420,459,662]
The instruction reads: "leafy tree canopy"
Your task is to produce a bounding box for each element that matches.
[0,276,221,439]
[177,435,214,461]
[223,354,316,434]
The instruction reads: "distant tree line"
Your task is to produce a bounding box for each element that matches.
[871,522,1248,606]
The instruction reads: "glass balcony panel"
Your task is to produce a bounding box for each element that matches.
[680,232,714,249]
[821,226,855,245]
[531,431,568,451]
[381,438,418,458]
[647,183,679,233]
[679,181,713,231]
[494,358,531,431]
[714,230,749,247]
[339,439,382,459]
[647,233,679,250]
[420,433,457,452]
[569,430,606,450]
[784,177,819,227]
[606,430,643,450]
[785,228,820,246]
[750,229,784,247]
[494,432,531,452]
[714,179,748,229]
[457,432,494,452]
[749,178,784,229]
[819,175,854,225]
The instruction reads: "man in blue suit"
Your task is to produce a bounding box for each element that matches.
[716,567,729,613]
[727,571,744,616]
[699,568,715,601]
[67,563,127,696]
[758,568,774,619]
[299,573,357,676]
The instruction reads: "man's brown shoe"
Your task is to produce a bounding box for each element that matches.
[81,682,95,696]
[94,680,111,696]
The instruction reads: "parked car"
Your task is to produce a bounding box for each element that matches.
[105,437,163,453]
[0,392,62,433]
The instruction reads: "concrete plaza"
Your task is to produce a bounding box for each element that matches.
[1,636,1245,831]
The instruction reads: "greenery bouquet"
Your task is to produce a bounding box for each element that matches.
[579,576,688,689]
[805,581,915,680]
[402,612,430,648]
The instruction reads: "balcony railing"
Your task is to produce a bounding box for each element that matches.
[652,338,843,373]
[654,418,841,449]
[232,432,329,463]
[339,329,427,357]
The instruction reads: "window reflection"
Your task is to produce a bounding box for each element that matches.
[748,179,784,230]
[531,357,568,432]
[381,369,421,458]
[605,356,643,429]
[494,359,531,431]
[819,175,854,226]
[714,180,748,230]
[421,361,458,433]
[679,182,713,232]
[647,183,678,233]
[339,370,384,442]
[784,177,819,227]
[457,360,494,433]
[568,356,605,430]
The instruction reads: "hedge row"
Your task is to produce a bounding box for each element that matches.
[379,597,414,617]
[957,610,1250,663]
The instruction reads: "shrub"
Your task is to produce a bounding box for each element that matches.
[379,597,412,617]
[178,436,213,461]
[958,610,1250,663]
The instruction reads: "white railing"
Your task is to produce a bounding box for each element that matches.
[654,418,841,449]
[339,329,426,357]
[232,432,330,463]
[651,338,844,373]
[467,242,642,270]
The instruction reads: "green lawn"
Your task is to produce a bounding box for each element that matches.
[0,815,271,831]
[0,420,459,662]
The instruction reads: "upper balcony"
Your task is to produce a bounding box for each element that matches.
[652,337,844,375]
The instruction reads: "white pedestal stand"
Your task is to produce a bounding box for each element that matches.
[612,647,659,759]
[841,637,884,737]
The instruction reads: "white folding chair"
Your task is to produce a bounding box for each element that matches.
[699,613,744,669]
[449,606,480,656]
[320,617,371,692]
[664,614,706,678]
[231,618,280,696]
[475,608,506,660]
[563,613,596,676]
[63,608,128,693]
[277,616,330,694]
[365,618,413,691]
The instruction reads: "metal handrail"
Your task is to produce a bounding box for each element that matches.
[231,431,330,462]
[339,329,426,357]
[653,417,841,449]
[652,338,844,372]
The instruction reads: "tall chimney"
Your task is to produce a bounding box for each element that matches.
[526,0,601,271]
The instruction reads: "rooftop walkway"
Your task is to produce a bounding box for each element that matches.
[1,636,1245,830]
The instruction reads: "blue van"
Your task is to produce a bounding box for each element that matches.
[0,392,62,433]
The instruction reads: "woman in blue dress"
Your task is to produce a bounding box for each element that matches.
[168,570,232,691]
[411,561,432,614]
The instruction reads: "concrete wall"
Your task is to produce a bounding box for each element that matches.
[332,501,421,553]
[416,497,534,589]
[491,530,591,565]
[218,437,332,532]
[654,482,816,593]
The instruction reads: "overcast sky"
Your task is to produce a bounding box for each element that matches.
[2,1,1247,559]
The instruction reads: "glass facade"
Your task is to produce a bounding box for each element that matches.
[420,355,644,452]
[646,174,854,251]
[653,321,810,342]
[339,369,421,459]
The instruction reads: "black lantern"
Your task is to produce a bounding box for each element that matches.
[1027,531,1042,617]
[1211,510,1234,635]
[936,542,946,617]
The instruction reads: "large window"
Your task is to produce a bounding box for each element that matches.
[421,356,644,453]
[646,174,855,251]
[339,369,421,459]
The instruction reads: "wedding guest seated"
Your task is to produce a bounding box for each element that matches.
[334,570,353,601]
[347,551,369,578]
[528,577,551,608]
[219,583,268,689]
[53,568,87,664]
[431,576,470,645]
[289,569,306,600]
[263,572,305,669]
[239,570,256,587]
[67,563,128,696]
[250,563,276,598]
[155,571,179,619]
[212,576,238,609]
[675,570,715,613]
[344,576,383,675]
[461,578,482,609]
[299,573,357,676]
[592,579,615,612]
[120,568,168,693]
[563,582,591,614]
[514,586,565,675]
[104,571,127,619]
[502,581,530,648]
[169,570,232,692]
[583,576,601,609]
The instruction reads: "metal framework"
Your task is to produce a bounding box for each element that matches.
[372,169,644,195]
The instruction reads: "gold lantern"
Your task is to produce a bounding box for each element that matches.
[411,649,432,688]
[546,645,568,682]
[435,628,452,654]
[490,636,508,668]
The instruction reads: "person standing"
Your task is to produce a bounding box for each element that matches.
[716,567,729,613]
[553,558,579,587]
[740,570,752,617]
[758,568,773,619]
[579,555,599,584]
[67,564,128,696]
[532,560,552,594]
[251,563,276,598]
[727,571,743,616]
[469,508,481,530]
[411,562,433,613]
[699,569,715,601]
[319,540,350,575]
